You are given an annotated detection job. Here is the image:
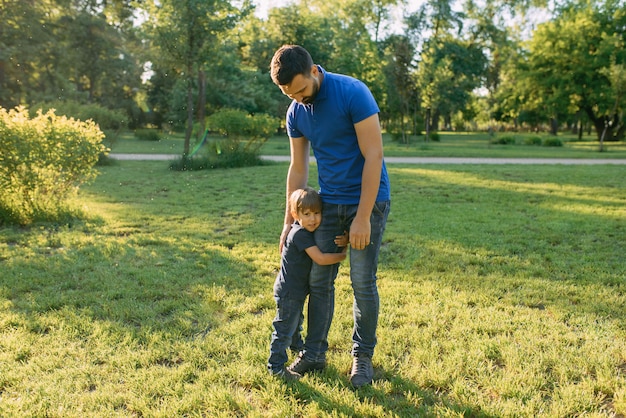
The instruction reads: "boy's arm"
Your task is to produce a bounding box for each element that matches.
[305,245,347,266]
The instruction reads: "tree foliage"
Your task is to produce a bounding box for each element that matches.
[510,0,625,139]
[0,0,624,149]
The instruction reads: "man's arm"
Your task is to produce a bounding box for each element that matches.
[279,136,310,253]
[351,113,383,250]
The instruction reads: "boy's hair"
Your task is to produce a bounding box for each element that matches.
[289,187,322,217]
[270,45,314,86]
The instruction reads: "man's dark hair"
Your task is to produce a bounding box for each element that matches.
[270,45,314,86]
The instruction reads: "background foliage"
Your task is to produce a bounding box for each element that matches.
[0,0,624,151]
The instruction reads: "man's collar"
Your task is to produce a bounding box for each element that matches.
[314,65,327,103]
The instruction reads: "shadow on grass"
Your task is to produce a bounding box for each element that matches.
[284,365,497,417]
[1,235,263,336]
[384,164,626,326]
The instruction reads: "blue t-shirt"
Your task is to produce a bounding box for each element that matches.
[273,222,317,299]
[286,66,391,205]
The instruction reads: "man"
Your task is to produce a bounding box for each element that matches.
[270,45,391,388]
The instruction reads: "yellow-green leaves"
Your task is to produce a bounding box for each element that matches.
[0,106,108,225]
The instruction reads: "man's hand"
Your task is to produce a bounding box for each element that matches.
[349,216,371,250]
[279,224,292,254]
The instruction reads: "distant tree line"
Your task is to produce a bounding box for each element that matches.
[1,0,624,147]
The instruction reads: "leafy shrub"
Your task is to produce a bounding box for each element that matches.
[170,109,279,172]
[542,137,563,147]
[169,152,264,171]
[0,106,107,225]
[490,135,516,145]
[428,132,440,142]
[207,109,280,152]
[30,100,127,147]
[169,140,265,171]
[522,135,543,146]
[135,129,161,141]
[30,100,127,131]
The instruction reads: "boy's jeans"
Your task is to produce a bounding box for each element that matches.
[268,293,306,372]
[304,200,390,361]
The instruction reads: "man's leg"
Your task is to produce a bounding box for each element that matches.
[347,201,390,387]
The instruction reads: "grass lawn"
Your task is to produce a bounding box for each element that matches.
[110,130,626,159]
[1,157,625,416]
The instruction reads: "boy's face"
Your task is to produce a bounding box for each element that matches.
[295,208,322,232]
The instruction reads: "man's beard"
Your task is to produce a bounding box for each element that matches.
[301,77,320,104]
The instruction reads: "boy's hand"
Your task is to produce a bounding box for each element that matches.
[334,231,349,247]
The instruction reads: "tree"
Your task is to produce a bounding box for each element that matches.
[381,34,419,142]
[408,0,487,136]
[0,0,56,107]
[599,62,626,150]
[0,0,142,124]
[144,0,249,156]
[521,0,626,140]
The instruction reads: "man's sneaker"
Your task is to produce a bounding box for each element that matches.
[270,367,302,381]
[349,354,374,388]
[287,352,326,374]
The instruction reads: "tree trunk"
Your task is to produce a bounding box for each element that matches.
[0,60,5,107]
[184,74,193,157]
[550,118,558,135]
[197,69,206,131]
[585,106,624,144]
[425,108,431,141]
[585,106,610,147]
[431,109,440,132]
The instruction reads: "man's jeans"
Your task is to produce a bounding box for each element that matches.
[303,200,390,361]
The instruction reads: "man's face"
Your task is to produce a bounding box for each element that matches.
[279,66,320,104]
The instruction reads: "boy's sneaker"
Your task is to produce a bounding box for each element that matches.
[270,367,302,381]
[349,354,373,388]
[288,352,326,374]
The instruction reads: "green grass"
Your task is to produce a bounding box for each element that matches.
[111,130,626,159]
[1,160,625,417]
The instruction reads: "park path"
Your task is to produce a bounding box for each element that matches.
[109,153,626,165]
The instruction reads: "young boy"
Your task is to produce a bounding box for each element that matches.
[268,187,348,380]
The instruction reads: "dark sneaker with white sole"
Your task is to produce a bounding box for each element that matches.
[349,354,373,388]
[270,367,302,381]
[287,352,326,374]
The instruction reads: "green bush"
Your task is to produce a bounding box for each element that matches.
[169,140,265,171]
[428,132,440,142]
[490,135,516,145]
[30,100,127,131]
[134,129,161,141]
[0,106,107,225]
[170,109,279,172]
[542,137,563,147]
[522,135,543,146]
[207,108,280,152]
[30,100,127,147]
